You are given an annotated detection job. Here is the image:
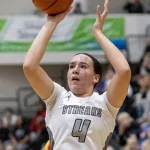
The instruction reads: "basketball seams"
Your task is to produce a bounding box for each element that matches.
[43,0,73,14]
[42,0,58,11]
[59,0,73,13]
[33,0,74,15]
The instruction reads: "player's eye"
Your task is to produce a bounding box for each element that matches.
[69,64,74,69]
[81,65,86,69]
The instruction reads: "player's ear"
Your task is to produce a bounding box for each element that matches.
[93,74,100,84]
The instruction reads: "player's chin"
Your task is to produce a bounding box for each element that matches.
[69,85,82,94]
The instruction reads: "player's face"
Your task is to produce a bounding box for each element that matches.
[67,54,98,96]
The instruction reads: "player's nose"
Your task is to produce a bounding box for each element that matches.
[72,66,79,74]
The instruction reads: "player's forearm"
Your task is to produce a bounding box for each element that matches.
[94,30,130,74]
[24,21,57,68]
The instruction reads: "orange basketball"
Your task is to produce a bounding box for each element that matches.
[32,0,74,15]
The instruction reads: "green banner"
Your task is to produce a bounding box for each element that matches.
[0,17,125,52]
[0,19,6,31]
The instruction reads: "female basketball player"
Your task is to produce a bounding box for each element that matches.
[23,0,131,149]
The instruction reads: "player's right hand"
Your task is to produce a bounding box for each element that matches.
[47,6,73,25]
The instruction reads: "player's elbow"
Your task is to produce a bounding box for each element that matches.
[119,66,131,80]
[23,61,36,74]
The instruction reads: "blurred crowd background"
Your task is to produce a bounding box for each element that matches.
[0,0,150,150]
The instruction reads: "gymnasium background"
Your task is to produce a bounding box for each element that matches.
[0,0,150,150]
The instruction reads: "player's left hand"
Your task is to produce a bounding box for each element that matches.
[93,0,109,33]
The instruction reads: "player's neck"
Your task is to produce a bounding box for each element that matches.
[73,91,93,98]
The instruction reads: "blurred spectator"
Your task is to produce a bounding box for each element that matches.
[141,112,150,129]
[38,118,49,143]
[141,128,150,150]
[37,118,49,149]
[102,65,115,91]
[29,102,46,149]
[123,0,144,13]
[10,116,29,150]
[134,74,150,120]
[73,2,83,14]
[120,96,138,120]
[108,133,120,150]
[29,102,46,134]
[96,65,115,94]
[138,52,150,75]
[2,108,18,130]
[96,65,133,100]
[131,40,150,95]
[29,118,49,150]
[114,112,140,147]
[4,144,15,150]
[0,119,10,147]
[143,52,150,74]
[123,134,139,150]
[139,112,150,148]
[134,38,150,76]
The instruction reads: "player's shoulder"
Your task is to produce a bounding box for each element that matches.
[44,82,68,106]
[53,82,68,96]
[92,91,107,101]
[91,91,108,107]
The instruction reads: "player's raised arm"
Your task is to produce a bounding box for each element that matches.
[93,0,131,108]
[23,7,73,100]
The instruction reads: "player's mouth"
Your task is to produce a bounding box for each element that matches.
[71,77,80,83]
